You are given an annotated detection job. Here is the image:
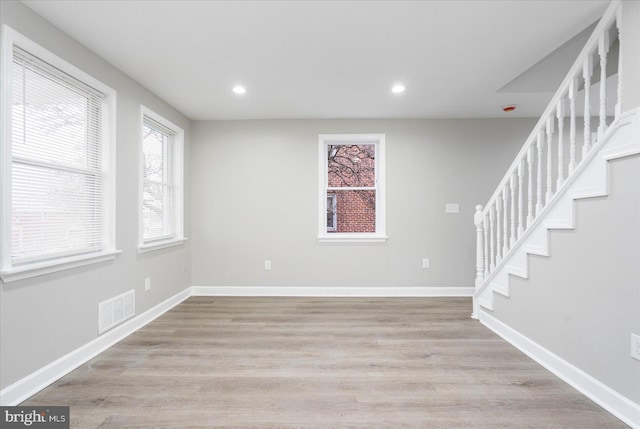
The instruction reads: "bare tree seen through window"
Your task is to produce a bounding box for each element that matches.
[326,144,376,233]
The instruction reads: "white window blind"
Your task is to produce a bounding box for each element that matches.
[10,46,105,265]
[142,116,176,242]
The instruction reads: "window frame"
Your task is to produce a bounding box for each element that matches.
[137,105,186,253]
[317,134,387,242]
[0,25,119,283]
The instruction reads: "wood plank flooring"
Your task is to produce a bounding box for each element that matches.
[22,297,628,428]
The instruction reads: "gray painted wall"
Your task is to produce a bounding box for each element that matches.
[621,0,640,112]
[487,155,640,403]
[191,118,535,288]
[0,1,192,389]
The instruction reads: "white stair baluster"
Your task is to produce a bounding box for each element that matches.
[496,199,502,263]
[568,78,577,173]
[502,187,509,256]
[510,173,516,246]
[517,160,524,238]
[546,116,554,205]
[483,215,489,279]
[536,132,544,216]
[583,55,593,158]
[598,31,610,138]
[556,99,565,188]
[489,205,496,270]
[615,10,622,119]
[527,145,534,228]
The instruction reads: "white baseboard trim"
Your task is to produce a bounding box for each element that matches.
[479,310,640,429]
[0,287,192,406]
[191,285,474,297]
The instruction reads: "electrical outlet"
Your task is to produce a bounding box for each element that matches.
[144,277,151,291]
[182,259,188,272]
[631,334,640,361]
[264,260,271,271]
[422,258,430,269]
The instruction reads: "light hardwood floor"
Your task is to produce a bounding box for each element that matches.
[22,297,628,428]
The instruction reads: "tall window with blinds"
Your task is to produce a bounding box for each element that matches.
[1,28,117,282]
[10,48,104,264]
[139,107,184,251]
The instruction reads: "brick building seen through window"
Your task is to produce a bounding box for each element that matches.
[326,144,376,233]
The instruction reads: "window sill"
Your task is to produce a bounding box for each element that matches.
[0,249,122,283]
[138,237,188,254]
[317,234,388,243]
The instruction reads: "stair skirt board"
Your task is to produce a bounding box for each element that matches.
[480,310,640,429]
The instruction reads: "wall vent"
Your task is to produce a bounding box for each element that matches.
[98,290,135,334]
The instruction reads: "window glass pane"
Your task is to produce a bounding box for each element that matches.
[142,117,176,242]
[143,182,169,239]
[11,163,102,262]
[326,195,336,231]
[9,47,105,265]
[326,190,375,233]
[142,125,168,182]
[12,57,100,171]
[327,144,375,187]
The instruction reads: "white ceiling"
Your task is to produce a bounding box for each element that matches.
[22,0,610,120]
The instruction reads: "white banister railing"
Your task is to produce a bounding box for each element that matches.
[474,0,622,290]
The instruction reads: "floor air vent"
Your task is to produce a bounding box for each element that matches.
[98,290,135,334]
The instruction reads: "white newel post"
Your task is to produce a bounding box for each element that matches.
[472,205,484,320]
[475,205,485,286]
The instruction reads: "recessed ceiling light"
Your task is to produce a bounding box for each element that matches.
[391,84,406,94]
[232,85,247,95]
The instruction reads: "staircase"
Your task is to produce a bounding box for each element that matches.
[471,0,640,318]
[473,108,639,314]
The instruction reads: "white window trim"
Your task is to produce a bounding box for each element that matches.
[317,134,387,242]
[138,105,187,253]
[0,25,119,283]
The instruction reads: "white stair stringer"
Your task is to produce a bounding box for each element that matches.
[475,108,640,312]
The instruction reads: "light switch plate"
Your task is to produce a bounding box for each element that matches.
[445,203,460,214]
